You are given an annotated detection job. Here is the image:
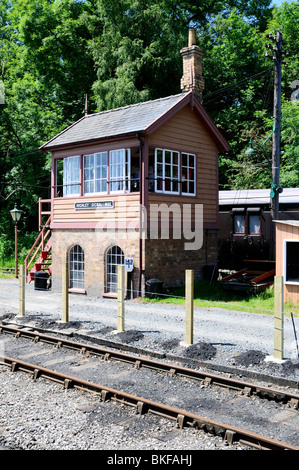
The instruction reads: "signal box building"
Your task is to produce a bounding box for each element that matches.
[29,31,229,297]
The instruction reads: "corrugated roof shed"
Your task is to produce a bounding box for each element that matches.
[219,188,299,206]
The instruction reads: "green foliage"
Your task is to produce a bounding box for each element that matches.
[0,0,298,263]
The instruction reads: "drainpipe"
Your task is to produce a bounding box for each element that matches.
[137,133,144,296]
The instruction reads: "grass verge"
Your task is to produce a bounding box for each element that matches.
[144,280,299,316]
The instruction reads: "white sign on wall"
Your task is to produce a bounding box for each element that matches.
[124,258,134,272]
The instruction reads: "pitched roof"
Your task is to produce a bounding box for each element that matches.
[40,91,229,151]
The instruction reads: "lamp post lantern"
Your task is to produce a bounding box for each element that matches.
[10,203,22,278]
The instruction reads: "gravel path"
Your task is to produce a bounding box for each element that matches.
[1,278,299,364]
[1,278,299,451]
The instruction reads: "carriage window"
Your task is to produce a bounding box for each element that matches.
[249,215,260,235]
[285,241,299,283]
[233,215,245,234]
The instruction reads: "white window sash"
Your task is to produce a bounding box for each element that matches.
[154,148,180,195]
[109,149,131,193]
[83,152,107,195]
[63,156,80,196]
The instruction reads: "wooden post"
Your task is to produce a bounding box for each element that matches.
[117,265,125,332]
[62,260,69,323]
[19,264,25,317]
[185,269,194,345]
[274,275,284,360]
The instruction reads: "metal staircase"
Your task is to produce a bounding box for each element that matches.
[25,199,52,284]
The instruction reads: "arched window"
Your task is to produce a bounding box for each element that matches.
[105,246,124,293]
[69,245,84,289]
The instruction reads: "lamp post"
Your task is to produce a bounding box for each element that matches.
[10,203,22,278]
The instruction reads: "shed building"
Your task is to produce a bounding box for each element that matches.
[275,220,299,305]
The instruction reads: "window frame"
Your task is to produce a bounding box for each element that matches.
[181,152,196,196]
[68,244,85,290]
[105,245,125,293]
[83,152,108,195]
[284,239,299,285]
[155,148,180,195]
[248,214,261,235]
[59,146,197,198]
[63,156,81,197]
[109,148,131,194]
[233,214,246,235]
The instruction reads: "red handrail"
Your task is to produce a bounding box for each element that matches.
[25,214,51,279]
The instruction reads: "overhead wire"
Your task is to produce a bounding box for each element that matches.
[203,66,274,105]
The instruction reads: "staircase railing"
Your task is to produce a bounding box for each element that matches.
[25,208,51,282]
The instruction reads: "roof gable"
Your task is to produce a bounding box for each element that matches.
[40,91,229,152]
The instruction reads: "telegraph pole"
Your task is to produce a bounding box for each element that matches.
[271,30,283,222]
[265,30,283,260]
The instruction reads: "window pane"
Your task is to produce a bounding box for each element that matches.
[69,245,84,289]
[105,246,124,293]
[63,156,80,196]
[110,149,130,192]
[84,152,107,194]
[249,215,260,234]
[181,153,196,195]
[234,215,245,234]
[172,152,179,166]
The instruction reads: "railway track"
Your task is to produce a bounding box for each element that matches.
[0,354,298,451]
[1,323,299,450]
[1,323,299,408]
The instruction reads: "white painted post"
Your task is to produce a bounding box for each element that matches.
[185,269,194,345]
[117,265,125,332]
[274,275,284,360]
[62,260,69,323]
[19,264,25,317]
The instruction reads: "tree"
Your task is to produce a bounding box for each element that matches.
[195,11,273,188]
[2,0,292,260]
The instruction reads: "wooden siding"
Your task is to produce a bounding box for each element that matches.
[52,138,140,159]
[147,105,218,225]
[52,193,140,227]
[276,222,299,304]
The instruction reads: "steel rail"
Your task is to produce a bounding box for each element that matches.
[0,354,298,451]
[1,324,299,407]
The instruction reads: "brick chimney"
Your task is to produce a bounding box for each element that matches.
[180,29,204,102]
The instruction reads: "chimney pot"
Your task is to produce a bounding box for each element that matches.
[188,29,197,47]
